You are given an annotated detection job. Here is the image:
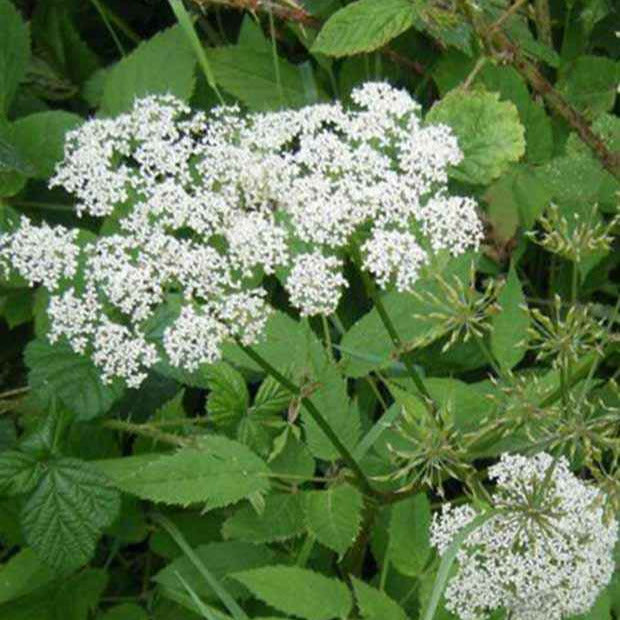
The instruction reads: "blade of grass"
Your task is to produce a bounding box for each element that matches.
[168,0,225,105]
[89,0,126,56]
[175,570,228,620]
[423,510,500,620]
[152,513,248,620]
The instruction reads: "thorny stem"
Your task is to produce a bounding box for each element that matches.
[456,0,620,179]
[236,340,378,498]
[534,0,553,48]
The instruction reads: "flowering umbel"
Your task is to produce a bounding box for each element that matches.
[430,452,618,620]
[0,84,484,387]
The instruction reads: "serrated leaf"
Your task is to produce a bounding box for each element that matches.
[100,25,195,116]
[312,0,415,57]
[304,483,363,556]
[154,541,277,604]
[388,493,431,577]
[206,46,319,110]
[491,266,529,371]
[268,433,315,479]
[0,450,43,496]
[253,375,291,417]
[0,0,30,116]
[21,457,120,571]
[231,566,353,620]
[351,578,408,620]
[98,436,270,508]
[10,111,82,178]
[25,339,124,420]
[223,493,306,543]
[206,362,250,430]
[426,90,525,185]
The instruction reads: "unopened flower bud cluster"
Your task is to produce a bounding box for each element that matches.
[430,452,618,620]
[0,84,483,386]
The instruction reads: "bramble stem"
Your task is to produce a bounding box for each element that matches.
[236,340,377,497]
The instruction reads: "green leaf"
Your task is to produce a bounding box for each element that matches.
[0,450,43,496]
[0,568,107,620]
[25,339,124,420]
[483,164,552,231]
[0,0,30,116]
[0,547,55,604]
[154,541,278,604]
[10,111,82,178]
[268,433,315,480]
[100,25,195,116]
[231,566,353,620]
[312,0,415,57]
[303,348,360,461]
[206,46,319,110]
[351,578,408,620]
[21,457,120,571]
[340,255,472,377]
[426,90,525,185]
[388,494,431,577]
[491,266,529,371]
[253,375,292,417]
[223,493,306,543]
[206,362,250,431]
[99,603,149,620]
[304,483,363,556]
[98,436,271,508]
[556,55,620,119]
[522,100,553,164]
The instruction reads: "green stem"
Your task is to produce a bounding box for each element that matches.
[321,315,335,363]
[362,275,434,407]
[534,0,553,47]
[236,341,377,497]
[473,337,504,379]
[89,0,126,56]
[571,261,579,304]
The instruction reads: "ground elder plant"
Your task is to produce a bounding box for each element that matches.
[0,0,619,619]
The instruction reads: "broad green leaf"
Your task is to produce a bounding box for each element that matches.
[0,547,55,604]
[304,483,363,556]
[268,433,315,480]
[388,494,431,577]
[206,46,318,110]
[426,90,525,185]
[253,375,291,417]
[0,0,30,116]
[0,568,107,620]
[10,111,82,178]
[312,0,415,57]
[0,418,16,452]
[99,604,149,620]
[522,100,553,164]
[206,362,250,431]
[100,25,195,116]
[303,348,360,461]
[351,578,408,620]
[25,339,124,420]
[30,1,100,87]
[483,164,552,231]
[0,288,34,329]
[154,541,277,604]
[0,451,43,496]
[556,55,619,119]
[223,493,306,543]
[98,436,270,508]
[232,566,353,620]
[491,266,529,371]
[21,457,120,571]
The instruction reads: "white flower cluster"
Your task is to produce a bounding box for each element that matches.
[430,452,618,620]
[0,84,483,386]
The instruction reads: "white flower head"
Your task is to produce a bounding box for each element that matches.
[362,228,427,292]
[285,252,348,317]
[430,452,618,620]
[0,217,80,290]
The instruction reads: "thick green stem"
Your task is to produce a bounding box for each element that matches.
[236,341,377,498]
[534,0,553,48]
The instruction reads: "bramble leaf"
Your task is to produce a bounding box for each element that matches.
[426,90,525,185]
[232,566,353,620]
